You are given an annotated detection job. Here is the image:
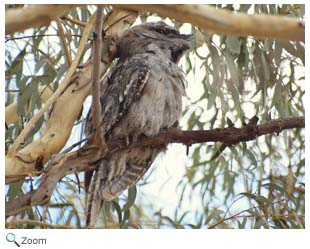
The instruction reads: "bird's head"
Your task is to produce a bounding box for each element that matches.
[117,21,192,63]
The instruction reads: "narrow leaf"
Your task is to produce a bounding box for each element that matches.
[122,185,137,211]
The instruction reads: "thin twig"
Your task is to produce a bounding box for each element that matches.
[56,18,72,65]
[61,15,87,27]
[5,34,85,43]
[208,199,287,229]
[5,89,20,92]
[90,6,106,148]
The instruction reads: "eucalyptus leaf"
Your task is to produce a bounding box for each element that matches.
[16,77,34,116]
[207,90,216,110]
[6,48,26,82]
[239,4,252,13]
[112,200,122,225]
[122,185,137,211]
[226,36,241,55]
[246,150,258,171]
[205,209,224,225]
[7,182,24,201]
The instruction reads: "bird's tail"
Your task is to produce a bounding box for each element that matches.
[84,147,164,228]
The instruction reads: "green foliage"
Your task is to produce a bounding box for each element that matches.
[175,4,304,229]
[5,4,304,229]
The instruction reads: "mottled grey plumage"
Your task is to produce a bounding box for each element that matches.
[85,21,191,227]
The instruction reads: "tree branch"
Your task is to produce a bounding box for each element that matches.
[8,13,96,156]
[56,18,72,65]
[90,6,106,147]
[109,116,304,151]
[5,10,138,182]
[207,198,287,229]
[113,4,305,42]
[61,15,87,27]
[5,116,304,217]
[5,4,76,35]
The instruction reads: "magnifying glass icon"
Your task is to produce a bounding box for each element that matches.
[6,233,20,247]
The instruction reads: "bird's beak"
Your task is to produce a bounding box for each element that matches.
[179,34,193,41]
[169,33,193,63]
[171,42,191,63]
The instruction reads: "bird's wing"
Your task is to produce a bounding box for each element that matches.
[85,57,151,227]
[85,57,151,191]
[85,58,151,140]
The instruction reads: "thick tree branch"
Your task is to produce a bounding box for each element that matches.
[5,116,304,217]
[5,4,76,35]
[113,4,305,42]
[109,116,305,150]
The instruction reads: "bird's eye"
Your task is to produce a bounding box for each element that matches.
[155,28,166,35]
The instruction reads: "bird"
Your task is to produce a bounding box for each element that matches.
[84,21,192,227]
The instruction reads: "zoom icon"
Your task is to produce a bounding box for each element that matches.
[6,233,20,247]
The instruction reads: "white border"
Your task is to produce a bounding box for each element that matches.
[1,2,309,249]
